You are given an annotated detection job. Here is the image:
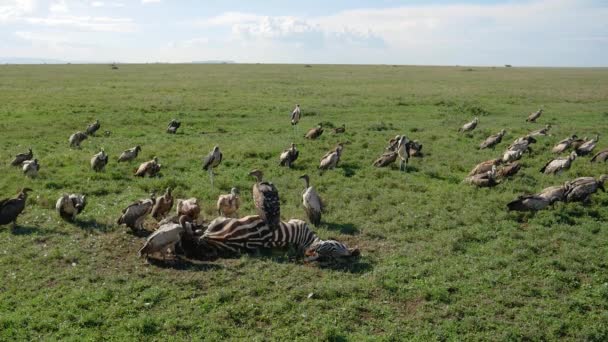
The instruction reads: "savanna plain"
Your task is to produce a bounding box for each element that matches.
[1,64,608,340]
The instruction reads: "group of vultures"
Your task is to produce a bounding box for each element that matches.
[2,105,607,264]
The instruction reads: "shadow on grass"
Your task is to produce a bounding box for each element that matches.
[146,257,224,271]
[340,162,360,178]
[73,219,114,232]
[324,222,359,235]
[10,225,43,235]
[316,258,373,274]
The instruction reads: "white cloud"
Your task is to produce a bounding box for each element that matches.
[25,15,136,32]
[49,0,69,14]
[90,1,125,8]
[0,0,36,22]
[141,0,161,4]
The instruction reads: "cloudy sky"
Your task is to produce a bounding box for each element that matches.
[0,0,606,66]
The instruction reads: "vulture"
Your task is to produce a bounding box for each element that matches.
[464,166,498,187]
[564,175,608,203]
[202,145,222,172]
[459,117,479,133]
[507,195,550,212]
[508,135,537,152]
[396,136,412,171]
[502,149,525,163]
[590,148,608,163]
[570,136,587,151]
[279,143,299,168]
[86,120,100,136]
[538,185,567,204]
[118,146,141,162]
[176,198,201,220]
[291,104,301,125]
[139,215,191,260]
[300,174,324,226]
[497,162,521,179]
[135,157,161,177]
[69,131,88,148]
[480,129,506,149]
[22,159,39,178]
[249,169,280,229]
[151,187,174,221]
[540,152,577,175]
[55,194,87,221]
[117,194,155,232]
[409,140,423,157]
[10,148,33,166]
[552,135,578,154]
[332,124,346,134]
[469,158,502,176]
[319,144,343,171]
[217,187,240,217]
[305,125,324,139]
[373,151,398,168]
[575,134,599,156]
[167,119,181,134]
[90,148,108,172]
[526,108,543,122]
[386,135,401,151]
[0,188,32,227]
[528,124,551,137]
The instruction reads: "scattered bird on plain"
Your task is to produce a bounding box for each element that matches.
[249,169,281,229]
[118,146,141,162]
[134,157,161,177]
[291,104,301,125]
[86,120,100,136]
[90,148,108,172]
[299,174,324,226]
[69,131,88,148]
[117,193,155,232]
[139,215,191,260]
[279,143,299,168]
[464,165,498,187]
[552,135,578,154]
[55,194,86,221]
[22,159,39,178]
[496,162,521,179]
[167,119,181,134]
[319,143,343,171]
[332,124,345,134]
[202,145,223,187]
[508,135,537,151]
[217,187,241,218]
[305,124,324,139]
[151,187,173,221]
[373,151,398,167]
[10,148,33,166]
[176,197,201,221]
[575,134,599,156]
[469,158,502,176]
[528,124,551,137]
[526,108,543,122]
[0,188,32,228]
[540,151,577,175]
[502,149,525,163]
[564,175,607,203]
[459,117,479,133]
[479,129,506,149]
[590,148,608,163]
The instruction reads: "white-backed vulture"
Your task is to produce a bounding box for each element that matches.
[86,120,100,136]
[480,129,506,149]
[319,144,343,171]
[508,135,536,152]
[373,151,398,167]
[139,215,191,260]
[497,162,521,179]
[409,140,423,157]
[91,148,108,172]
[469,158,502,177]
[526,108,543,122]
[0,188,32,228]
[249,169,280,229]
[279,143,299,168]
[540,152,576,175]
[117,194,155,232]
[590,148,608,163]
[503,149,525,163]
[564,175,608,203]
[552,135,578,154]
[151,187,173,221]
[176,198,201,220]
[300,174,323,226]
[305,125,324,139]
[135,157,161,177]
[10,148,33,166]
[464,166,498,187]
[575,134,599,156]
[507,195,550,212]
[538,185,567,204]
[291,104,301,125]
[528,124,551,137]
[167,119,181,134]
[69,131,88,148]
[217,187,240,217]
[56,194,87,221]
[22,159,39,178]
[459,117,479,133]
[332,124,345,134]
[118,146,141,162]
[386,135,401,151]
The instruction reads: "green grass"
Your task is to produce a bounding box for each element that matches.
[1,64,608,340]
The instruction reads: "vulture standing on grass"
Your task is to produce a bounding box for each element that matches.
[118,146,141,162]
[480,129,506,149]
[0,188,32,228]
[564,175,608,203]
[528,124,551,137]
[249,169,280,228]
[69,131,88,148]
[176,198,201,220]
[373,151,398,167]
[591,148,608,163]
[291,104,301,125]
[332,124,346,134]
[319,144,343,171]
[459,117,479,133]
[571,136,587,151]
[305,125,324,139]
[10,148,33,166]
[552,135,578,154]
[526,109,543,122]
[507,194,550,212]
[409,140,423,157]
[91,148,108,172]
[300,174,324,226]
[469,159,502,177]
[135,157,161,177]
[151,187,173,221]
[502,149,525,163]
[508,135,537,151]
[575,134,599,156]
[117,194,155,232]
[167,119,181,134]
[538,185,567,204]
[217,187,240,217]
[22,159,39,178]
[86,120,100,136]
[540,152,577,175]
[497,162,521,179]
[55,194,87,221]
[386,135,401,151]
[279,143,299,168]
[139,215,191,260]
[464,166,498,187]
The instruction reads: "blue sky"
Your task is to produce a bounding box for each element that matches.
[0,0,606,66]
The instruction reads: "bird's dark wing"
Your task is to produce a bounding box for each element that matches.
[202,153,214,170]
[540,159,553,173]
[292,150,299,161]
[0,198,23,224]
[218,152,223,165]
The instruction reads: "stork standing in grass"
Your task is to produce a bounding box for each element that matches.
[202,145,222,188]
[291,104,301,136]
[396,136,411,172]
[299,174,324,226]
